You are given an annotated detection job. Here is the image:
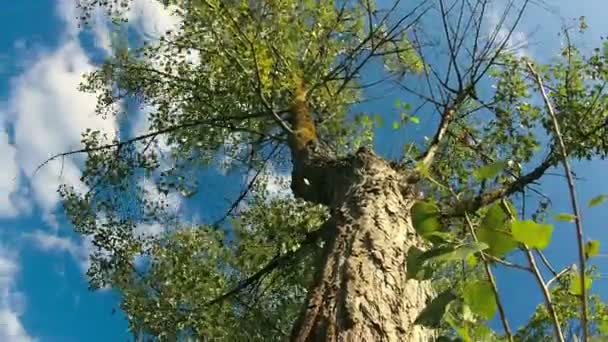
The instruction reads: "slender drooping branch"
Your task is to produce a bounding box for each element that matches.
[526,61,588,341]
[464,213,513,341]
[33,113,279,177]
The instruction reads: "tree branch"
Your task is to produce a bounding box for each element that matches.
[523,247,565,342]
[33,113,276,177]
[526,60,588,340]
[450,154,555,216]
[202,225,327,308]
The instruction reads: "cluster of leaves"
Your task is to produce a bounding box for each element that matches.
[85,192,327,340]
[409,153,608,341]
[515,269,608,342]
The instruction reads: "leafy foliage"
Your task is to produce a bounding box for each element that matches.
[59,0,608,340]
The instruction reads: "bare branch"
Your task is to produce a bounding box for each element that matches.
[417,85,473,168]
[526,60,588,341]
[523,247,565,342]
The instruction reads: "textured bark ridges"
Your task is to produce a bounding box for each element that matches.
[290,148,435,342]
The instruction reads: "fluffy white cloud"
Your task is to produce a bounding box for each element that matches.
[5,39,117,223]
[0,249,33,342]
[127,0,181,39]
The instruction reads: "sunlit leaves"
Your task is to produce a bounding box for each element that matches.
[463,281,497,320]
[477,203,518,256]
[553,213,576,222]
[569,270,592,296]
[407,242,488,280]
[408,115,420,124]
[473,160,508,181]
[427,242,489,263]
[588,194,607,208]
[585,240,600,259]
[511,220,554,250]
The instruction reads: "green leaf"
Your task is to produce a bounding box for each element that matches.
[466,254,478,267]
[511,220,554,249]
[409,116,420,124]
[463,281,497,320]
[477,203,518,256]
[411,201,440,237]
[445,314,471,342]
[415,161,430,177]
[553,213,576,222]
[427,242,489,263]
[468,324,495,341]
[406,247,434,280]
[585,240,600,259]
[473,161,508,181]
[597,316,608,335]
[392,121,400,129]
[569,270,592,295]
[414,290,457,328]
[588,194,607,207]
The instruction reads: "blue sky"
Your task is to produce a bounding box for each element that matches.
[0,1,607,341]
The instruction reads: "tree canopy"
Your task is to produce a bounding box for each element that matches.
[49,0,608,340]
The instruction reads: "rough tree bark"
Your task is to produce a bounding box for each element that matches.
[289,146,436,342]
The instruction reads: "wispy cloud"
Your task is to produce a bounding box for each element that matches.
[484,2,531,58]
[0,133,20,218]
[0,248,34,342]
[5,39,117,225]
[0,0,181,226]
[23,231,89,273]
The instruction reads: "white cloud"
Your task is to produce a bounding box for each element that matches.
[127,0,181,39]
[5,40,117,222]
[0,132,19,218]
[24,231,89,273]
[133,223,165,239]
[139,176,182,214]
[485,3,530,57]
[0,249,34,342]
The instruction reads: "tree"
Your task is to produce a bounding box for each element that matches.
[49,0,608,340]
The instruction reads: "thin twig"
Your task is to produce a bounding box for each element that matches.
[546,265,574,288]
[484,253,531,272]
[526,61,588,341]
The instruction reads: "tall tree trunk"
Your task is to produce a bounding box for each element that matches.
[289,147,436,341]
